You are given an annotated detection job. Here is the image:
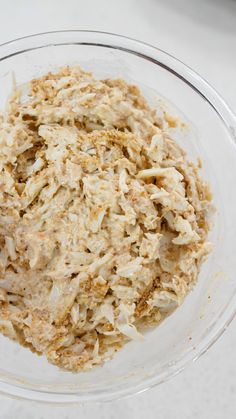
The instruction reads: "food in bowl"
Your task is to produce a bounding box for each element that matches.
[0,66,212,372]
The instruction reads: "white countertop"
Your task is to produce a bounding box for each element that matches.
[0,0,235,417]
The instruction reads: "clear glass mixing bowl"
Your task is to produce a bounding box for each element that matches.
[0,31,235,404]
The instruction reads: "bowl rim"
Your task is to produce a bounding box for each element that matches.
[0,29,235,404]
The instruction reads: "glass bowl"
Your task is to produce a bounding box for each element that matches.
[0,31,235,404]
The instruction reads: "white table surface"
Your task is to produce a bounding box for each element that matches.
[0,0,235,418]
